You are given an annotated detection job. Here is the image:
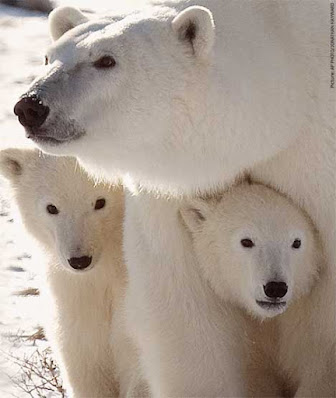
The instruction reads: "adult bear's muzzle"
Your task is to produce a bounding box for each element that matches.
[14,90,85,147]
[14,94,49,129]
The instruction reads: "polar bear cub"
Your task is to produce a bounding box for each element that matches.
[0,148,143,398]
[180,183,320,318]
[181,183,326,396]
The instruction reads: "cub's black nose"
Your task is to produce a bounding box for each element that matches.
[263,281,288,299]
[68,256,92,270]
[14,95,49,128]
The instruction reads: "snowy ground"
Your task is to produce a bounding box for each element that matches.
[0,1,144,396]
[0,5,52,397]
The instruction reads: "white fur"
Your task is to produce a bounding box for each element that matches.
[180,184,321,319]
[171,6,215,59]
[16,1,335,396]
[0,148,144,398]
[49,7,89,42]
[181,183,331,396]
[20,1,332,195]
[124,191,248,396]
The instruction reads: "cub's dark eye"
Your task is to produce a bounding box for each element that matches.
[94,56,116,69]
[44,55,48,65]
[241,238,255,248]
[292,239,301,249]
[47,204,59,215]
[94,198,106,210]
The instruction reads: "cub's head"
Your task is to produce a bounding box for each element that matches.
[180,184,321,319]
[0,148,123,273]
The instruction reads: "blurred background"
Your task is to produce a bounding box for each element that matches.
[0,1,144,396]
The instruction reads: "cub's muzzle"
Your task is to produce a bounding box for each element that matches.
[263,281,288,299]
[68,256,93,271]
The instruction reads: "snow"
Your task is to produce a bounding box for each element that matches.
[0,2,146,396]
[0,5,49,396]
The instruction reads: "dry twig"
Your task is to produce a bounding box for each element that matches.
[2,347,66,397]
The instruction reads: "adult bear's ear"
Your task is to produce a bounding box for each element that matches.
[180,198,214,233]
[172,6,215,59]
[49,6,89,41]
[0,148,36,183]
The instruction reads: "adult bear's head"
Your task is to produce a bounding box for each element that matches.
[14,5,222,194]
[14,3,307,195]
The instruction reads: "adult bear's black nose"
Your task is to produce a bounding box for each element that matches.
[68,256,92,270]
[14,95,49,128]
[263,281,288,299]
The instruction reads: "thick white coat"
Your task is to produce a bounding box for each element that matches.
[124,191,248,396]
[181,183,329,396]
[16,1,336,396]
[0,149,143,398]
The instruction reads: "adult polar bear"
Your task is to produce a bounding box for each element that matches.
[14,1,335,396]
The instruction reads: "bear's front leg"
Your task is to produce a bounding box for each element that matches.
[123,192,246,397]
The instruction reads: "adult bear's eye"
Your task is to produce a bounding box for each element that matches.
[241,238,255,248]
[47,204,59,215]
[94,198,106,210]
[44,55,48,65]
[94,56,116,69]
[292,239,301,249]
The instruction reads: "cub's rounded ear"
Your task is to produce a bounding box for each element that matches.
[180,198,213,233]
[0,148,36,183]
[172,6,215,59]
[49,6,89,41]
